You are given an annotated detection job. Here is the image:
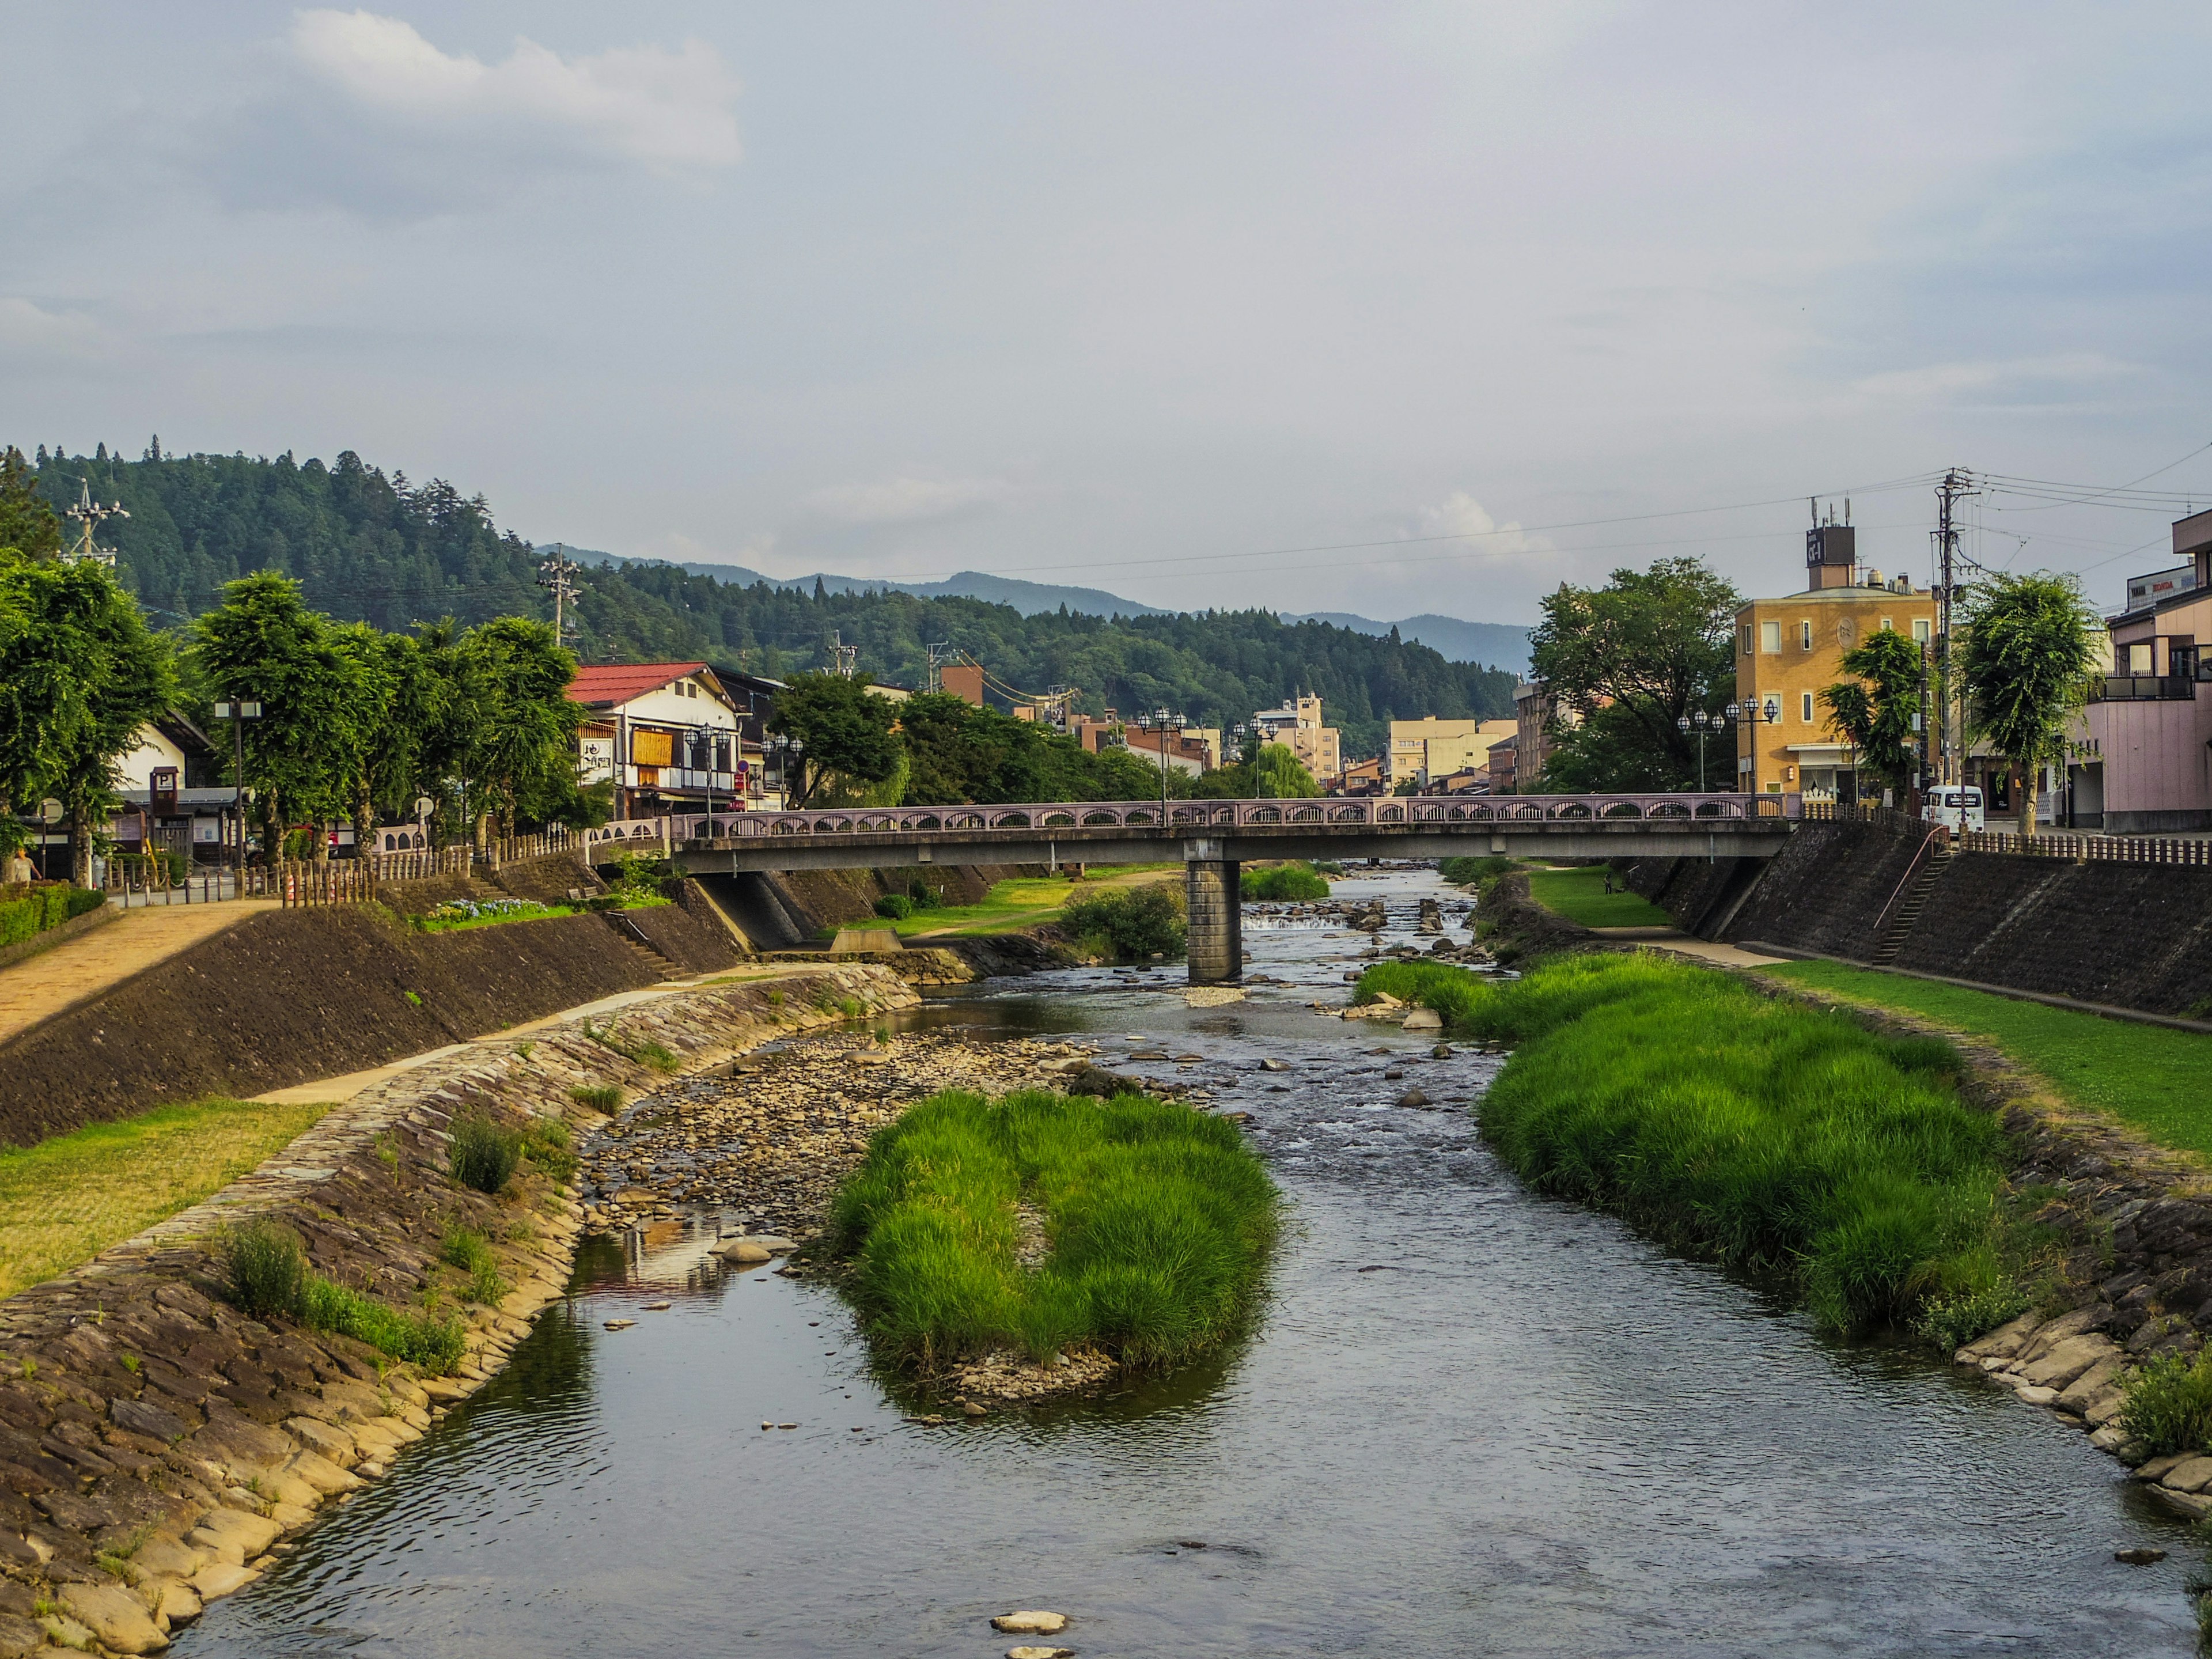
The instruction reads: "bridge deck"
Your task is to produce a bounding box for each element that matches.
[668,793,1800,874]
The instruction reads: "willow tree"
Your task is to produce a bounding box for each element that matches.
[1819,628,1925,802]
[1958,574,2098,838]
[454,617,582,843]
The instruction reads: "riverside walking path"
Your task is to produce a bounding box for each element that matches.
[1587,924,1788,968]
[0,897,278,1046]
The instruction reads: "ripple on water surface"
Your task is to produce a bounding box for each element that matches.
[177,869,2200,1657]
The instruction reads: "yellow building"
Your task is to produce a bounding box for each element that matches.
[1734,527,1937,800]
[1252,694,1342,783]
[1387,717,1517,787]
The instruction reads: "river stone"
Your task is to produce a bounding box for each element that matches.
[285,1448,362,1495]
[150,1576,203,1627]
[59,1584,169,1654]
[187,1506,282,1563]
[285,1416,357,1467]
[2016,1308,2099,1364]
[714,1242,772,1264]
[133,1536,207,1580]
[36,1613,96,1652]
[0,1612,41,1658]
[2014,1384,2058,1406]
[2016,1335,2107,1391]
[190,1563,257,1600]
[1957,1312,2042,1364]
[111,1395,188,1441]
[1402,1007,1443,1031]
[993,1612,1069,1635]
[1007,1648,1075,1659]
[2162,1455,2212,1494]
[1397,1089,1429,1108]
[2056,1359,2124,1415]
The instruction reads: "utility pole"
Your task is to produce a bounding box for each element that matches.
[537,544,584,646]
[924,642,952,695]
[64,480,127,567]
[828,632,859,679]
[1931,469,1978,786]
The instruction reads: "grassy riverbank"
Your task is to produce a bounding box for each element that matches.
[1359,953,2027,1340]
[1524,865,1673,929]
[830,1088,1277,1370]
[874,865,1184,938]
[1756,960,2212,1160]
[0,1094,338,1297]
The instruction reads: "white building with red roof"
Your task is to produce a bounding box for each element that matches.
[566,661,752,821]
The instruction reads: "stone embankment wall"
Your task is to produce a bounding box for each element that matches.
[700,865,1035,950]
[0,963,914,1656]
[1475,870,1589,963]
[1631,819,2212,1017]
[0,908,673,1146]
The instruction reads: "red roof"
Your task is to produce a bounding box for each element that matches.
[566,662,712,707]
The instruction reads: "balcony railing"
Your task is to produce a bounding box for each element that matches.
[2088,674,2196,703]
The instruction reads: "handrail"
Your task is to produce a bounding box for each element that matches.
[1869,825,1949,941]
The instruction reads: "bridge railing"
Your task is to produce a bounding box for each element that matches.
[685,793,1800,842]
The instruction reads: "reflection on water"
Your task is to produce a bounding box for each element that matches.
[177,869,2199,1657]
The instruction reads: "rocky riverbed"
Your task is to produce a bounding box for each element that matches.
[575,1030,1211,1403]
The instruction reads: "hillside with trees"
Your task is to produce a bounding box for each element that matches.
[28,442,1516,759]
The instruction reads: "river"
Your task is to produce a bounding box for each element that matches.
[176,867,2197,1656]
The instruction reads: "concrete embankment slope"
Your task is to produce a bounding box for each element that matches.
[1628,819,2212,1018]
[0,963,914,1655]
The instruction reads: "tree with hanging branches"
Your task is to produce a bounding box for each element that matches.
[1957,573,2099,838]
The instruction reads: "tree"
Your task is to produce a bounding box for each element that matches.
[1528,557,1738,790]
[0,552,174,880]
[1819,628,1925,802]
[191,574,366,861]
[1188,743,1318,798]
[0,449,61,560]
[769,674,902,806]
[453,618,584,841]
[1959,573,2099,838]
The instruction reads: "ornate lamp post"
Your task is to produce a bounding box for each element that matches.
[213,699,262,891]
[1676,707,1721,792]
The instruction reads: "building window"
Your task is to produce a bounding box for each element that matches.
[1740,624,1753,655]
[1798,620,1812,651]
[1760,621,1782,654]
[1912,619,1931,643]
[1879,616,1892,633]
[1801,692,1814,724]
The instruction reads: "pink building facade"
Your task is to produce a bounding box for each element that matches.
[2087,509,2212,831]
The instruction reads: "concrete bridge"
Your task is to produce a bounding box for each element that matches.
[671,793,1801,984]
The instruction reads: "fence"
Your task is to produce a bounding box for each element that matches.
[1957,828,2212,868]
[278,859,377,907]
[364,844,475,882]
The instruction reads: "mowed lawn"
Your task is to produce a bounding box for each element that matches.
[1762,960,2212,1159]
[0,1097,337,1298]
[893,865,1185,938]
[1525,865,1675,930]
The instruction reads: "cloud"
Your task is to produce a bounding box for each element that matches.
[0,297,109,362]
[289,11,743,171]
[797,473,1020,528]
[1406,491,1545,558]
[1850,351,2141,407]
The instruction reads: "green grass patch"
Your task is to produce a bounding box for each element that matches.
[413,898,576,933]
[224,1219,465,1373]
[2120,1349,2212,1456]
[0,1096,336,1300]
[1522,865,1673,929]
[1759,960,2212,1160]
[829,1088,1278,1372]
[1439,855,1519,888]
[1240,861,1331,901]
[1366,952,2029,1340]
[884,866,1185,938]
[439,1224,509,1305]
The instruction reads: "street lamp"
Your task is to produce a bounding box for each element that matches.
[769,734,805,805]
[1676,708,1721,792]
[693,724,717,840]
[214,699,262,891]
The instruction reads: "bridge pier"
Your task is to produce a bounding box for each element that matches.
[1184,844,1241,985]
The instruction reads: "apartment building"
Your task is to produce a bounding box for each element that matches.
[1252,694,1342,783]
[1387,716,1517,788]
[1733,525,1937,800]
[2085,508,2212,830]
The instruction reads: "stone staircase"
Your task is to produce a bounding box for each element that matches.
[1871,839,1950,965]
[600,908,680,978]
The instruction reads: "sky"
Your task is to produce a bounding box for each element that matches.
[5,2,2211,624]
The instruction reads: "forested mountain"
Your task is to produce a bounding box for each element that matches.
[28,442,1514,758]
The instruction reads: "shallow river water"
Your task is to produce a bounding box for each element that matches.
[179,868,2199,1656]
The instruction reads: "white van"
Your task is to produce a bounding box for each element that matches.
[1923,786,1985,833]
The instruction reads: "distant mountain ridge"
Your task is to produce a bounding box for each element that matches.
[560,548,1530,672]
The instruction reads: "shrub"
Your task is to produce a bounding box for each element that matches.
[1240,862,1331,902]
[1392,952,2025,1339]
[831,1089,1278,1370]
[226,1219,309,1318]
[569,1084,621,1113]
[874,894,914,919]
[2120,1350,2212,1457]
[907,879,942,910]
[449,1112,523,1194]
[440,1225,509,1305]
[522,1116,578,1183]
[1060,885,1186,960]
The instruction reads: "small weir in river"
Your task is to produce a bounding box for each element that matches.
[176,869,2199,1656]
